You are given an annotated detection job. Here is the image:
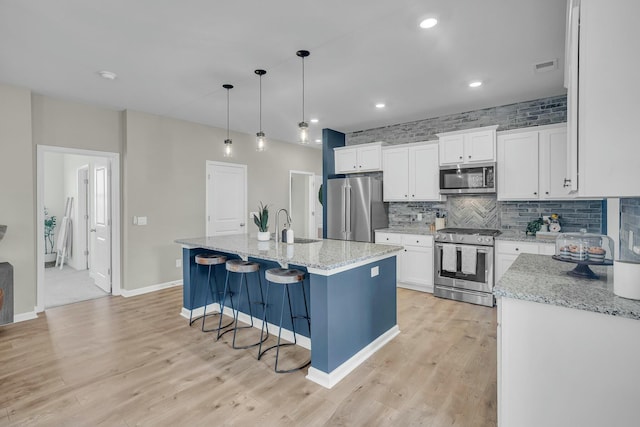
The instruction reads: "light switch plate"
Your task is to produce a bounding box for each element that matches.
[176,259,182,268]
[138,216,147,225]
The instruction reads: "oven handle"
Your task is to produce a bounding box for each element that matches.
[435,243,491,253]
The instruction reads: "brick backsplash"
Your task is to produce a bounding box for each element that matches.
[389,197,602,233]
[346,95,567,146]
[620,198,640,261]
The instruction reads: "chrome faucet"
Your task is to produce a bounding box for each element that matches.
[275,208,292,244]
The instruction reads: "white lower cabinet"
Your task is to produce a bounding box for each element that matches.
[498,297,640,426]
[495,240,555,283]
[375,232,434,293]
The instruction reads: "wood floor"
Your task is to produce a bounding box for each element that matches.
[0,287,497,426]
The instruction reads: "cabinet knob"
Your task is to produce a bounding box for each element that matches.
[534,192,538,195]
[468,155,471,159]
[405,194,408,198]
[515,248,519,251]
[359,165,362,168]
[545,191,549,195]
[412,194,415,197]
[459,156,463,160]
[563,178,572,188]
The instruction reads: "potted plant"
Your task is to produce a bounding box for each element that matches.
[253,202,270,241]
[44,207,57,263]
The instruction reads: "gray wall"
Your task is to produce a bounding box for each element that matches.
[0,82,321,317]
[0,84,35,315]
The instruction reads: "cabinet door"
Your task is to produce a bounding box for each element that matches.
[410,144,440,200]
[465,129,496,163]
[497,132,539,200]
[439,134,465,165]
[357,144,382,171]
[540,127,572,199]
[401,245,434,291]
[334,148,357,174]
[382,148,409,201]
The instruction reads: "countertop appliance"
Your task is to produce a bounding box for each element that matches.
[439,162,496,194]
[327,176,388,243]
[434,227,501,307]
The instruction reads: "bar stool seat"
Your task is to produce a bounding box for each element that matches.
[189,253,231,333]
[258,268,310,373]
[217,259,268,349]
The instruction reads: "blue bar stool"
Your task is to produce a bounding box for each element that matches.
[217,259,268,349]
[190,253,232,332]
[258,268,311,373]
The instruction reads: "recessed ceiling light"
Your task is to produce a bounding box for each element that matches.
[98,70,117,80]
[310,118,319,123]
[375,103,386,109]
[419,18,438,29]
[469,81,483,88]
[315,139,322,144]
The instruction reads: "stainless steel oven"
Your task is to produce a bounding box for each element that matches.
[433,228,500,307]
[439,162,496,194]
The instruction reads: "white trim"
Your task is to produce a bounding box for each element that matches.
[121,280,182,298]
[36,145,122,311]
[306,252,399,276]
[13,310,38,323]
[179,303,312,350]
[306,325,400,389]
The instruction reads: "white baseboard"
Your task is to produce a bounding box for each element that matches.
[306,325,400,389]
[180,304,311,350]
[13,310,38,323]
[121,280,182,298]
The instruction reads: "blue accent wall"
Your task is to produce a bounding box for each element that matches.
[309,256,397,373]
[322,128,345,238]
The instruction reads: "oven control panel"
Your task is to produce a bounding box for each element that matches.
[435,233,495,246]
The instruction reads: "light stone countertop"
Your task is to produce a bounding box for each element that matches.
[375,227,437,236]
[494,253,640,320]
[175,234,402,272]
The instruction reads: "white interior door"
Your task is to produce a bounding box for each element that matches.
[206,161,247,236]
[91,159,111,293]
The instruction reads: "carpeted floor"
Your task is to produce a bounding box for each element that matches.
[45,265,109,308]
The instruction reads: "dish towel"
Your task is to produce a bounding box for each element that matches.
[442,244,458,273]
[461,246,478,275]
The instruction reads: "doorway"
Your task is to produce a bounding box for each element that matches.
[36,146,121,311]
[289,170,317,239]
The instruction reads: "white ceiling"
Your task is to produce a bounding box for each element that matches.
[0,0,567,146]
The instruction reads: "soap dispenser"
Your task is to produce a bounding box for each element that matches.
[286,228,294,244]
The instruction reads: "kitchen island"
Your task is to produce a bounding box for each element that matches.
[494,254,640,427]
[175,234,402,388]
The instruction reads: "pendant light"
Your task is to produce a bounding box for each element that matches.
[255,69,267,152]
[222,84,233,157]
[296,50,310,144]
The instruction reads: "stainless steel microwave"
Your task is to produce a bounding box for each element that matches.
[439,162,496,194]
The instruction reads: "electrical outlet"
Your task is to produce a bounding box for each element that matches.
[133,216,138,225]
[417,213,423,221]
[371,266,379,277]
[137,216,147,225]
[176,259,182,268]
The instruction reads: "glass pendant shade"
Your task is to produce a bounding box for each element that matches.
[298,121,309,144]
[256,131,266,152]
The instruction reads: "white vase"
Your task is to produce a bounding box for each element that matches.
[44,252,57,263]
[257,231,270,241]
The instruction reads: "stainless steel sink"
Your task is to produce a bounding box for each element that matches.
[293,237,321,244]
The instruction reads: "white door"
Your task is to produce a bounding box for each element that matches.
[206,161,247,236]
[91,159,111,293]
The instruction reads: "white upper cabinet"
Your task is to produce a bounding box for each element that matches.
[382,142,443,202]
[437,126,498,165]
[334,142,382,174]
[498,124,571,201]
[567,0,640,197]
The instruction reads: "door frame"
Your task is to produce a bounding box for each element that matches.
[289,170,316,238]
[77,165,89,271]
[205,160,248,236]
[36,145,121,312]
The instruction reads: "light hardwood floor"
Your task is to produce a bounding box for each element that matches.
[0,287,497,426]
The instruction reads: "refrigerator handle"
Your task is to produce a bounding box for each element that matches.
[345,185,351,234]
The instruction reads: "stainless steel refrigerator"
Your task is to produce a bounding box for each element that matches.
[326,176,388,242]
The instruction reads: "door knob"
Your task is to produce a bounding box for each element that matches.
[90,228,96,232]
[240,223,245,227]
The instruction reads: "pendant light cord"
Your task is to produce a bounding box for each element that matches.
[301,56,305,122]
[226,88,230,140]
[259,74,263,132]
